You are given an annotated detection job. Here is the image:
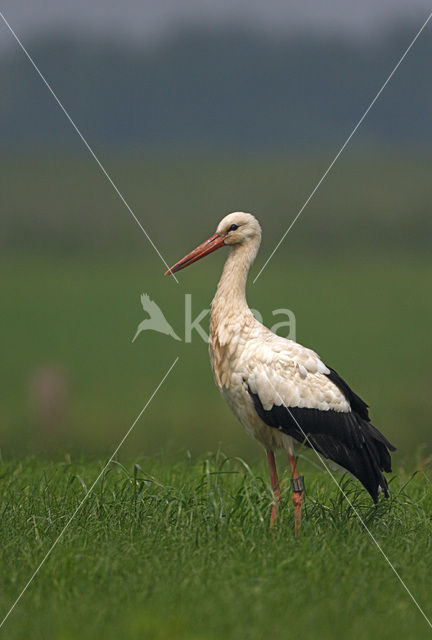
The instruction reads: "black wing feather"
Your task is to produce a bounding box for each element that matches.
[325,366,370,420]
[248,367,396,503]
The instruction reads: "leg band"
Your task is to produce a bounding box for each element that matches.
[290,475,305,493]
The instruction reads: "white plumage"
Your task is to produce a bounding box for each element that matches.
[166,211,395,532]
[208,213,350,451]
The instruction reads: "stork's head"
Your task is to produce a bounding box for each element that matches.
[216,212,261,246]
[165,212,261,275]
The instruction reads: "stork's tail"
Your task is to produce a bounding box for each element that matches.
[357,420,396,503]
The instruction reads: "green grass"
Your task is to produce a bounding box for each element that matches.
[1,455,432,639]
[1,153,431,636]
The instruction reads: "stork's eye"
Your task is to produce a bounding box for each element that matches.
[228,224,239,232]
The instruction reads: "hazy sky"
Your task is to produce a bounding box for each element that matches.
[0,0,431,47]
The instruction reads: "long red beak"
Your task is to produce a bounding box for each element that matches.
[165,233,225,275]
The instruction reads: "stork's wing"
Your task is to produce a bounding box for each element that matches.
[325,366,370,421]
[244,347,395,502]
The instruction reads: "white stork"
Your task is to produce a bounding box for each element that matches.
[166,212,395,534]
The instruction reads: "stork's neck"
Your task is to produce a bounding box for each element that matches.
[211,238,259,321]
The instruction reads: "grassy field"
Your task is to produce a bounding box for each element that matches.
[1,455,431,639]
[0,154,431,636]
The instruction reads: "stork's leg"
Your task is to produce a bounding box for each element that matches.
[288,453,304,537]
[266,450,280,526]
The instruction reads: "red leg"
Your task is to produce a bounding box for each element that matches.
[266,450,280,527]
[288,453,304,537]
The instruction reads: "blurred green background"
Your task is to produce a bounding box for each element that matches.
[1,10,432,463]
[1,153,431,462]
